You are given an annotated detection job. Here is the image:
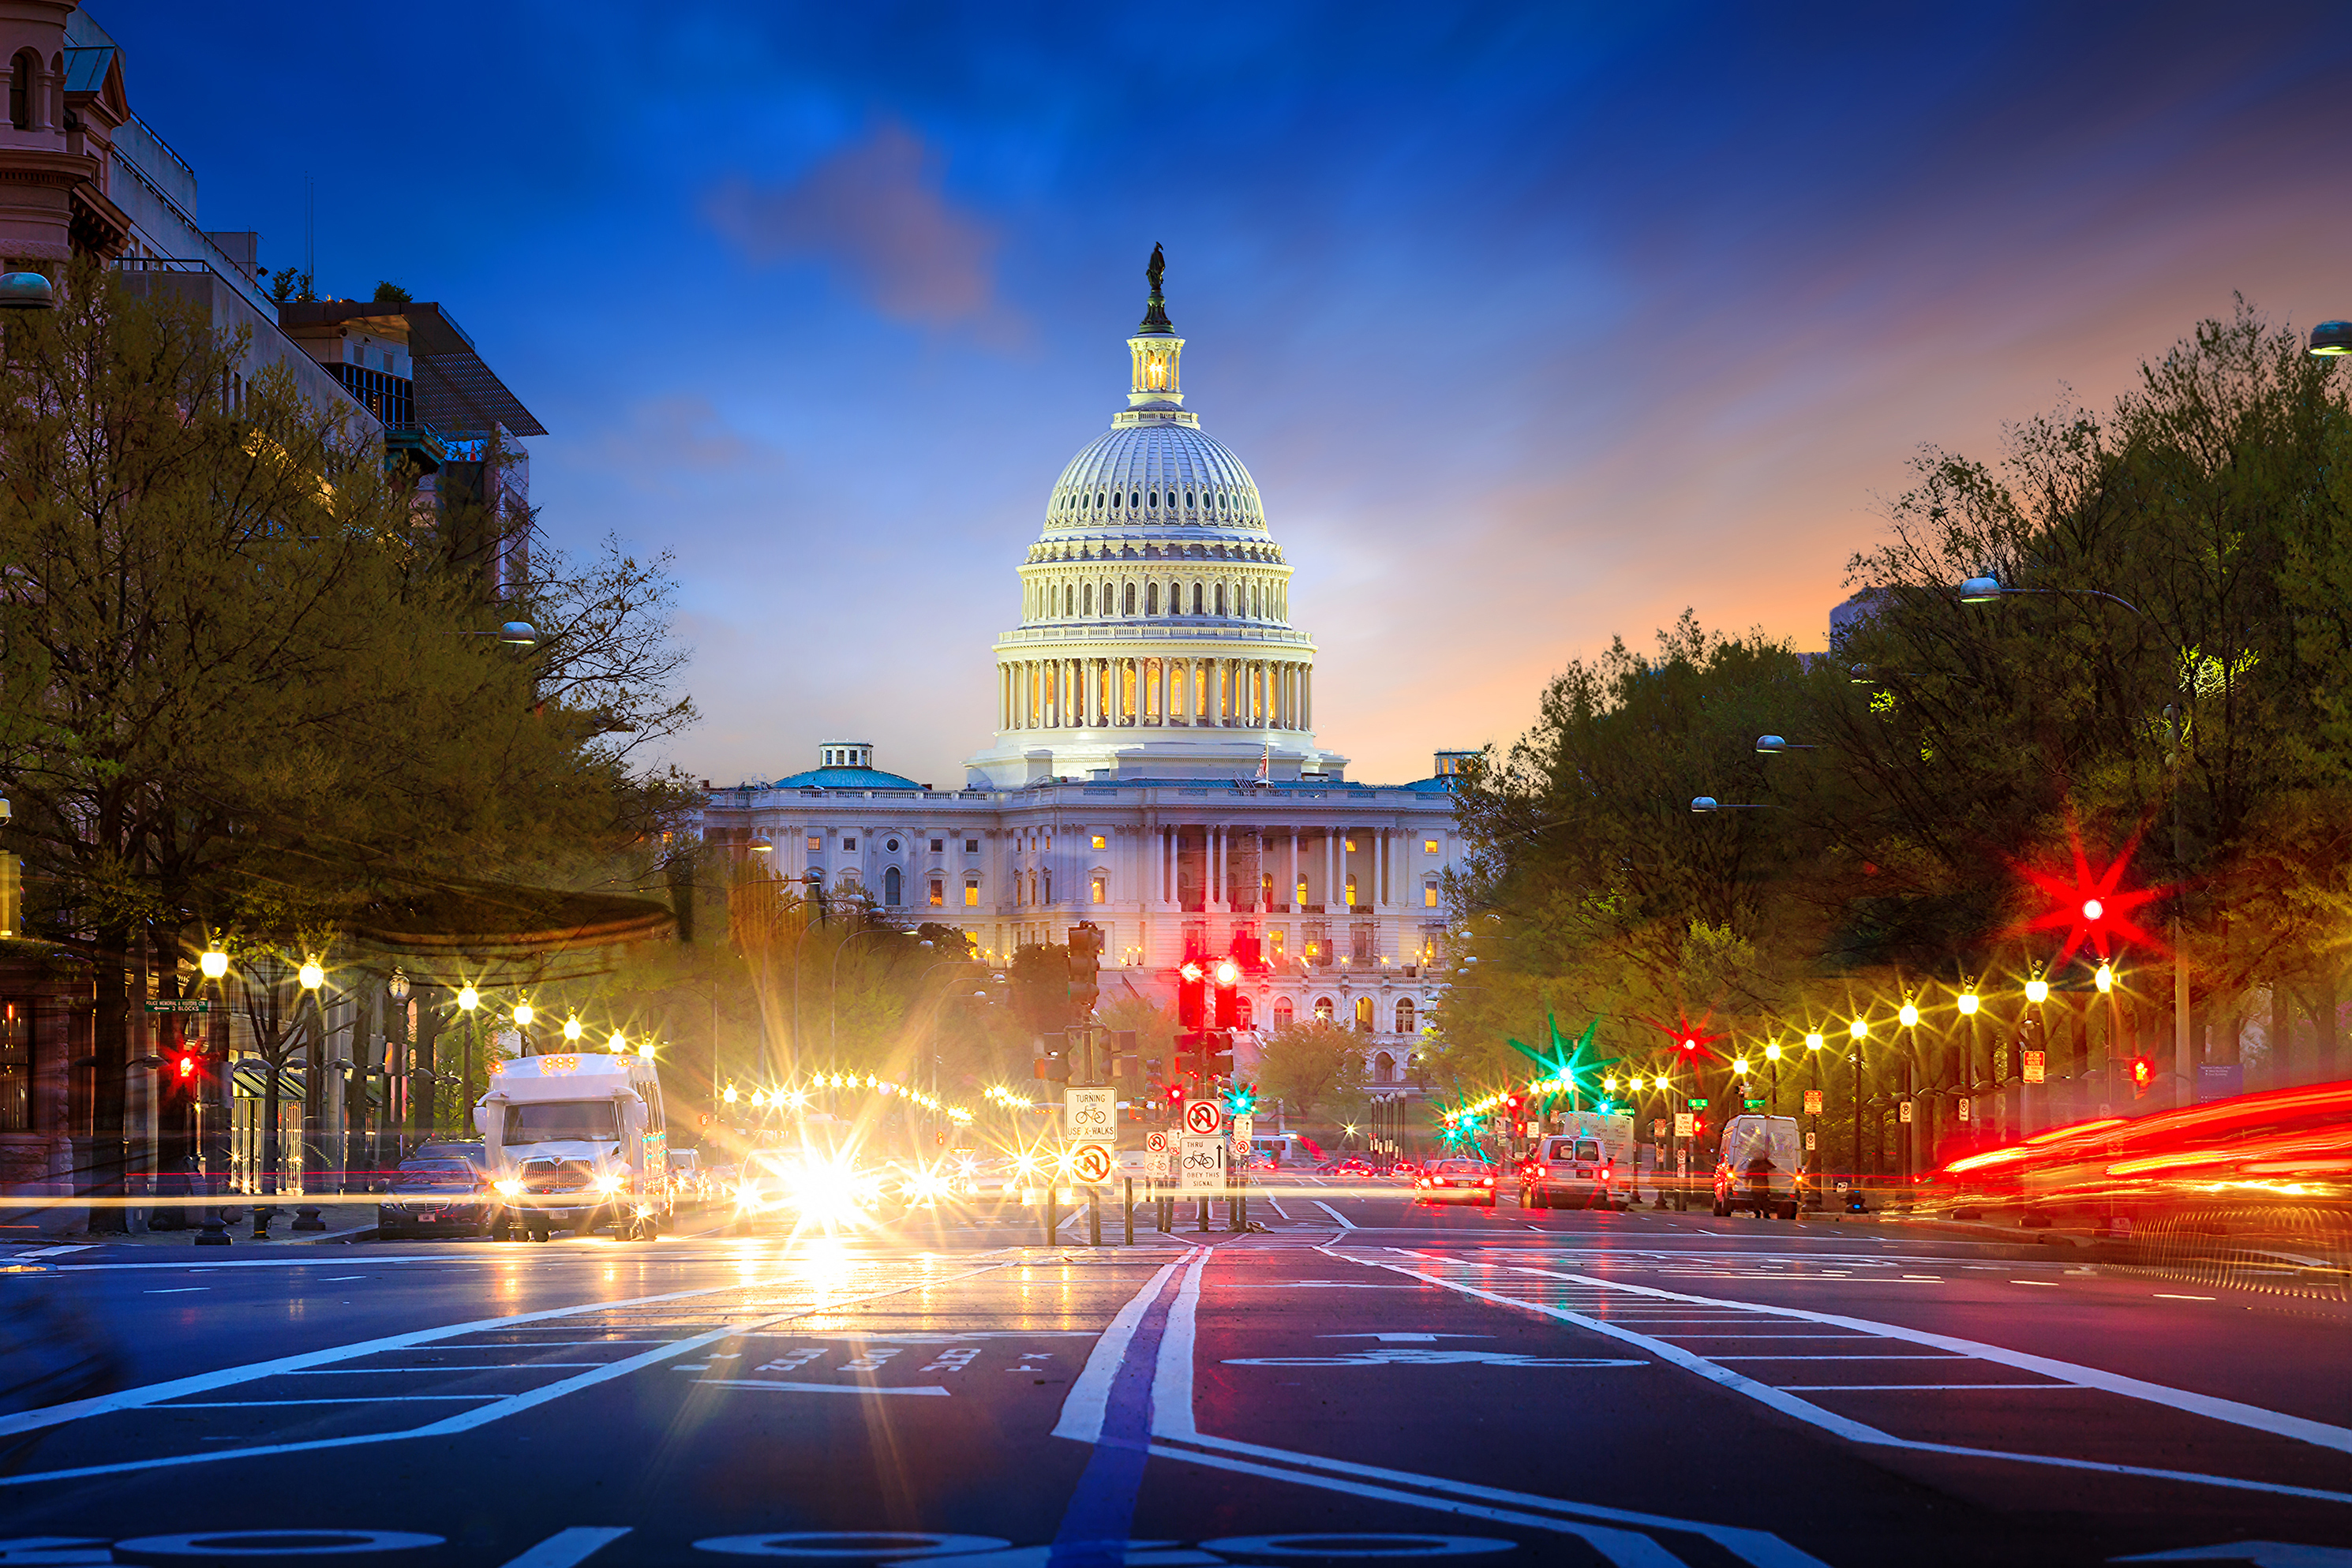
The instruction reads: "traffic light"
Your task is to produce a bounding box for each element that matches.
[170,1050,199,1085]
[1212,957,1241,1027]
[1035,1052,1069,1083]
[1226,1081,1257,1114]
[1680,1036,1698,1056]
[2127,1056,2155,1098]
[1200,1029,1235,1076]
[1177,961,1205,1028]
[1068,921,1103,1009]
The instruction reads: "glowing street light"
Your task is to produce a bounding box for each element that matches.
[298,960,324,990]
[1898,1001,1920,1029]
[722,1083,738,1105]
[1804,1031,1824,1052]
[1764,1042,1782,1062]
[513,1001,535,1028]
[199,948,230,980]
[457,986,480,1012]
[1957,991,1980,1016]
[2095,964,2114,994]
[2024,978,2051,1005]
[563,1016,584,1043]
[1848,1018,1868,1041]
[609,1030,629,1053]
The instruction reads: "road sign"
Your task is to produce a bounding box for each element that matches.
[1898,1099,1914,1123]
[1230,1112,1253,1147]
[1145,1130,1170,1154]
[1184,1098,1224,1136]
[1803,1089,1823,1115]
[1958,1099,1972,1122]
[1179,1135,1226,1192]
[1064,1086,1114,1140]
[1069,1142,1115,1185]
[1651,1119,1667,1139]
[1672,1112,1695,1137]
[1743,1098,1766,1110]
[1148,1148,1174,1181]
[2022,1050,2046,1085]
[1806,1131,1818,1151]
[144,999,211,1015]
[1688,1098,1709,1110]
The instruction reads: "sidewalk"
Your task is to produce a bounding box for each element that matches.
[2,1197,381,1252]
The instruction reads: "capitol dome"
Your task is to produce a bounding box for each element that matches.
[965,253,1343,788]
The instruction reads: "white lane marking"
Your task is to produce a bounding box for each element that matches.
[159,1396,503,1406]
[691,1379,949,1396]
[1774,1383,2080,1392]
[1147,1247,1212,1442]
[1149,1441,1691,1567]
[1500,1263,2352,1457]
[2155,1293,2217,1301]
[321,1276,366,1282]
[2012,1280,2062,1287]
[1710,1355,1962,1361]
[13,1244,92,1258]
[1267,1198,1291,1219]
[1369,1258,2352,1505]
[0,1263,1006,1484]
[144,1288,206,1294]
[498,1526,632,1568]
[1313,1202,1355,1229]
[1051,1259,1179,1443]
[285,1364,612,1373]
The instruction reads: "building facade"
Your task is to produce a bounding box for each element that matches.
[701,263,1467,1091]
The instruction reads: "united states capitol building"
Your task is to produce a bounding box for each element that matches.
[699,258,1465,1089]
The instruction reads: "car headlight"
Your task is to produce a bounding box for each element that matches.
[494,1179,524,1197]
[594,1174,624,1196]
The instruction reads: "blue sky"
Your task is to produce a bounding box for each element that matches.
[96,1,2352,787]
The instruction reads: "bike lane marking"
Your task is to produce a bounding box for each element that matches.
[1358,1250,2352,1507]
[0,1263,1007,1487]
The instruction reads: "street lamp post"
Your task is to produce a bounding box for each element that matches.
[294,960,328,1230]
[1959,572,2192,1107]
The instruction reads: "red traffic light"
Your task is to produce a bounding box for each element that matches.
[2127,1057,2155,1097]
[1213,958,1240,987]
[174,1053,197,1080]
[1680,1038,1697,1053]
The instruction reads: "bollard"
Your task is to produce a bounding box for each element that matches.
[251,1203,274,1240]
[1123,1178,1134,1245]
[1043,1187,1058,1248]
[291,1203,325,1232]
[1196,1196,1209,1234]
[1088,1189,1102,1247]
[195,1214,230,1247]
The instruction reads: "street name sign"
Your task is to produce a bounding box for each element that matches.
[1688,1098,1709,1110]
[1069,1142,1115,1185]
[1743,1098,1766,1110]
[1803,1089,1823,1115]
[1179,1135,1225,1192]
[1065,1087,1114,1140]
[1183,1099,1224,1136]
[145,999,211,1015]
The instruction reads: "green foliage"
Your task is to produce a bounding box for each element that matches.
[1256,1019,1368,1125]
[372,281,411,305]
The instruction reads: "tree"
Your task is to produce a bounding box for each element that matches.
[1257,1019,1367,1127]
[0,268,686,1211]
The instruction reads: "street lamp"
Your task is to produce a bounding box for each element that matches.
[562,1016,583,1045]
[2309,320,2352,356]
[1755,735,1816,754]
[200,948,230,981]
[1690,796,1771,813]
[0,271,53,309]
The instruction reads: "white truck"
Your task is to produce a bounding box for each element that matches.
[1712,1113,1803,1220]
[1519,1110,1636,1210]
[474,1051,672,1241]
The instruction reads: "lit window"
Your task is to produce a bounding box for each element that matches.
[1091,833,1107,850]
[1296,878,1309,905]
[1344,838,1357,852]
[1345,876,1358,905]
[806,836,821,853]
[929,879,944,907]
[1270,929,1286,960]
[1090,875,1107,905]
[1424,838,1440,854]
[1424,881,1439,908]
[1313,997,1334,1023]
[964,877,979,907]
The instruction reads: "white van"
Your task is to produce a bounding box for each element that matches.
[1712,1114,1802,1219]
[1522,1111,1635,1210]
[475,1052,672,1241]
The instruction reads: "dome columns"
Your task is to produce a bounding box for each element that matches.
[996,652,1313,735]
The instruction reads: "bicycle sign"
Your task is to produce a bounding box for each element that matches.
[1178,1135,1225,1192]
[1184,1099,1224,1137]
[1064,1087,1114,1139]
[1070,1142,1114,1185]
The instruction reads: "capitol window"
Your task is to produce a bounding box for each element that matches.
[1396,997,1417,1033]
[1146,582,1159,614]
[1084,584,1093,616]
[964,876,979,907]
[929,878,944,907]
[1273,997,1294,1026]
[1123,583,1136,615]
[964,839,979,853]
[844,837,857,851]
[1091,834,1107,850]
[1090,874,1106,905]
[1424,879,1440,907]
[1425,838,1440,853]
[1313,997,1334,1023]
[807,836,821,853]
[931,838,943,851]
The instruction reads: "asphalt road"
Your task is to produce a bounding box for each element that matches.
[2,1179,2346,1567]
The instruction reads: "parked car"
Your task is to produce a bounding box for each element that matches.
[377,1158,493,1239]
[1414,1158,1498,1206]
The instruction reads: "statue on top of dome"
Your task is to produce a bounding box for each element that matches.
[1140,242,1172,331]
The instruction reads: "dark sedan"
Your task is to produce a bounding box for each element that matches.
[376,1158,493,1239]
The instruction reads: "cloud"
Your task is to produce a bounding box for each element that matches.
[705,122,1015,334]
